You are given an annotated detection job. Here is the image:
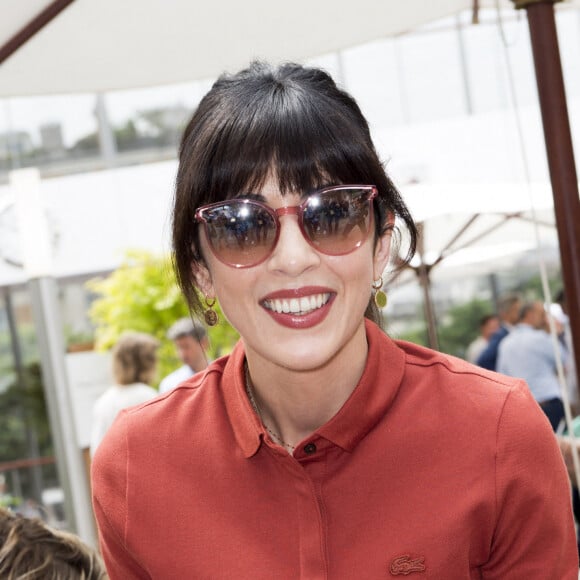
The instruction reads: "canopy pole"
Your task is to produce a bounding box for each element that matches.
[511,0,580,397]
[418,264,439,350]
[416,224,439,350]
[0,0,76,66]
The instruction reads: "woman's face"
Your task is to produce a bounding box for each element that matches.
[196,176,392,373]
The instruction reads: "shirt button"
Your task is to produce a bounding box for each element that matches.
[303,443,317,455]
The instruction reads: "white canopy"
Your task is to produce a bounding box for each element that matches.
[0,0,531,97]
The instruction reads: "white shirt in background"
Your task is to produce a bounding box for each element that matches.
[90,383,158,456]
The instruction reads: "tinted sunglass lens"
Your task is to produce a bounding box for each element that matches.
[303,189,371,254]
[204,202,277,267]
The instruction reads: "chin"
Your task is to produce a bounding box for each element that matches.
[274,341,342,372]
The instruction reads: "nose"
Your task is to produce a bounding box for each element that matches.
[266,214,320,276]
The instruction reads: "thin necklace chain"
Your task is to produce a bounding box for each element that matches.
[244,364,296,452]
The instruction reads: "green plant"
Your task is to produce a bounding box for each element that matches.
[396,298,494,358]
[0,362,54,461]
[64,327,95,350]
[515,271,562,301]
[86,249,239,383]
[437,299,494,358]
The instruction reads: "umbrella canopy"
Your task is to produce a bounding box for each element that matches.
[1,0,512,97]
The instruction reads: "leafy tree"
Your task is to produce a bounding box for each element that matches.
[395,325,428,348]
[515,271,562,301]
[0,362,59,503]
[397,298,494,359]
[114,120,139,151]
[0,363,53,461]
[87,249,239,384]
[71,132,99,152]
[437,299,494,358]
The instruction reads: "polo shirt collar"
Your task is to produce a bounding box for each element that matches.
[222,319,406,458]
[221,342,264,458]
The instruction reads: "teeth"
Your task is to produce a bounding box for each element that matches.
[264,293,331,315]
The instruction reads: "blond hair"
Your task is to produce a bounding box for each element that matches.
[112,332,159,385]
[0,507,108,579]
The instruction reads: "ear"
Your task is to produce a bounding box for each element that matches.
[373,215,394,276]
[192,262,214,298]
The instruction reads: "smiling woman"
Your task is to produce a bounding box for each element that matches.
[91,61,578,579]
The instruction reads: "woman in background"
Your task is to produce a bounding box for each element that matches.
[90,332,159,456]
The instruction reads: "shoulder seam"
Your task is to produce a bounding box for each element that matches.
[405,356,521,389]
[493,386,513,530]
[125,365,226,414]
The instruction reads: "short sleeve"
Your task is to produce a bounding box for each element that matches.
[481,380,578,579]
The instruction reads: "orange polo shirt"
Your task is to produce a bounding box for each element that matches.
[92,320,577,579]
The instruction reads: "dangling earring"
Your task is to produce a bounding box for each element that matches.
[204,296,219,326]
[372,276,387,309]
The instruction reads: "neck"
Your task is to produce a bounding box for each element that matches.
[189,356,208,373]
[244,322,368,451]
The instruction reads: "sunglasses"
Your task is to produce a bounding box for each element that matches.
[195,185,378,268]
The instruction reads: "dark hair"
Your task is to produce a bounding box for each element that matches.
[479,314,497,328]
[173,61,417,324]
[0,507,107,579]
[497,293,521,316]
[518,300,543,322]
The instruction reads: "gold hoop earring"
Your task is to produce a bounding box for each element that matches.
[372,276,387,309]
[204,296,219,326]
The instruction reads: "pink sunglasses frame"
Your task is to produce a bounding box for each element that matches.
[194,184,378,268]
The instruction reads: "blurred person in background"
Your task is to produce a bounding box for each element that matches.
[0,506,107,579]
[497,300,568,431]
[466,314,500,364]
[159,317,209,394]
[476,293,522,370]
[90,332,159,456]
[553,289,578,412]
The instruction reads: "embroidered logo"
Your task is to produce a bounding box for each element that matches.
[389,554,426,576]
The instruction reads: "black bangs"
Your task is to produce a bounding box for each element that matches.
[184,62,381,205]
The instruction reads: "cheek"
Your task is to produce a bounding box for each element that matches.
[210,268,257,325]
[343,243,376,279]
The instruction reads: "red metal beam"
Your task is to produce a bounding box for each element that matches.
[513,0,580,396]
[0,455,55,472]
[0,0,76,65]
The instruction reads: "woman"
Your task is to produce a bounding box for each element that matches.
[92,62,577,578]
[90,332,159,456]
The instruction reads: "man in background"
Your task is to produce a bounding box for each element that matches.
[159,318,209,394]
[497,300,567,431]
[476,293,522,371]
[466,314,500,364]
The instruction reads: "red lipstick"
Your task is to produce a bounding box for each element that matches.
[260,286,335,329]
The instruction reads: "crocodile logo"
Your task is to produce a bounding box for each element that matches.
[389,555,426,576]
